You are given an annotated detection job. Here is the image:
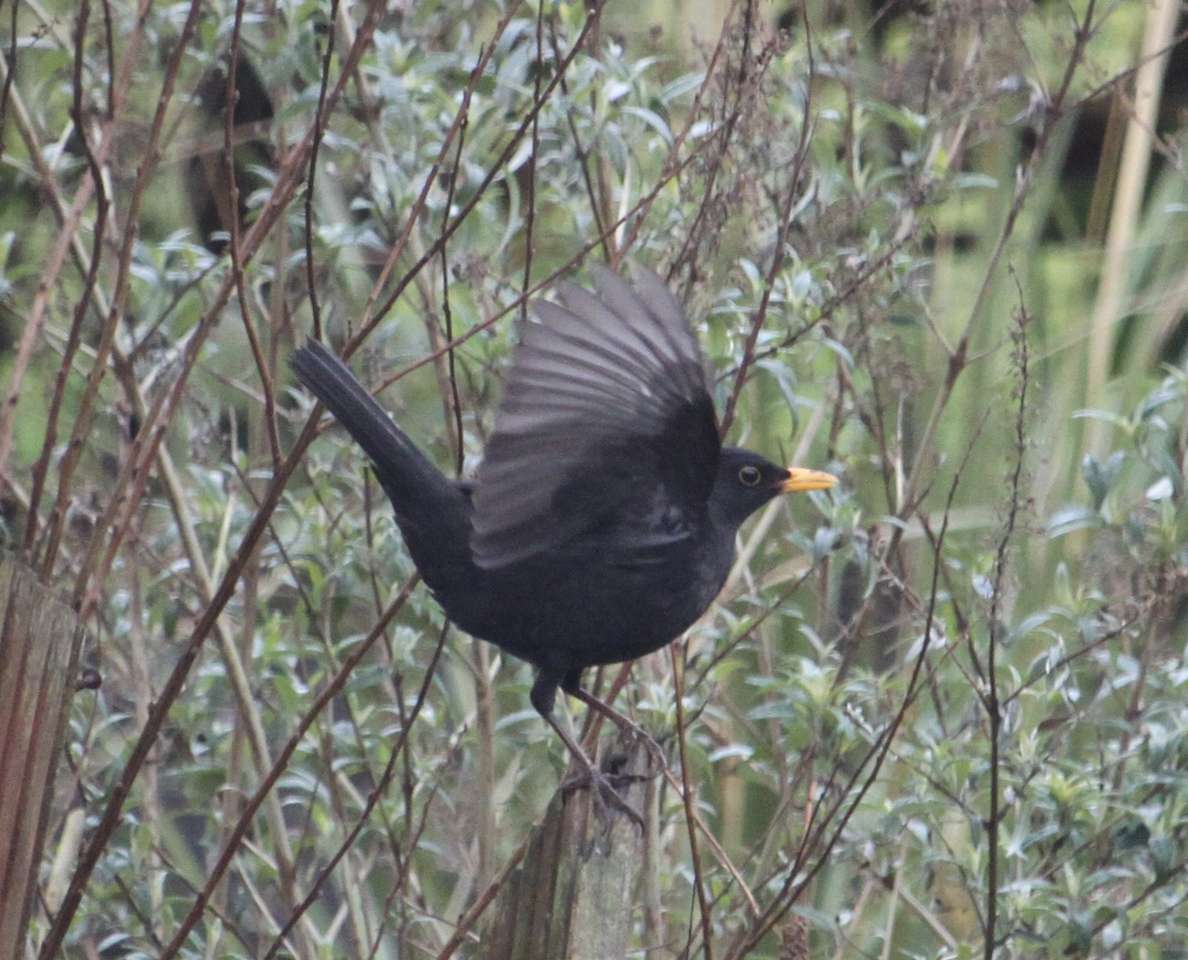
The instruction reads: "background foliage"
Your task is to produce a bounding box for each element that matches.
[1,0,1186,957]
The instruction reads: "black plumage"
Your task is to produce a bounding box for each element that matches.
[292,266,836,813]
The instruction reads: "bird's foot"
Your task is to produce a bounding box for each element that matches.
[538,680,648,829]
[572,689,667,779]
[560,764,646,830]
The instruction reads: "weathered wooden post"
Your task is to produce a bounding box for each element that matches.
[480,735,648,959]
[0,552,84,956]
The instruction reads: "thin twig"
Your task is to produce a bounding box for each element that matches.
[260,627,448,960]
[37,0,204,579]
[671,642,714,960]
[20,0,110,555]
[157,576,423,960]
[70,0,389,616]
[305,0,340,341]
[983,272,1031,958]
[717,5,815,437]
[351,1,601,354]
[439,97,469,476]
[726,411,985,958]
[899,0,1098,516]
[225,0,282,468]
[521,0,544,313]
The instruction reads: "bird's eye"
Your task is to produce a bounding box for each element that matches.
[738,465,762,487]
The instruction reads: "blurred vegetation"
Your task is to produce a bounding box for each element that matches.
[1,0,1186,957]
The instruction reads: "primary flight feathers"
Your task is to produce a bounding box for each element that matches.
[471,265,720,569]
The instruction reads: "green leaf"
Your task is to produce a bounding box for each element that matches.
[1072,407,1130,430]
[1081,451,1124,510]
[1045,505,1103,539]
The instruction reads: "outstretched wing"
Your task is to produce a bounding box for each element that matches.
[471,265,720,569]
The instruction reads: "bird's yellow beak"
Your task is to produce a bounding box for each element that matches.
[780,467,839,493]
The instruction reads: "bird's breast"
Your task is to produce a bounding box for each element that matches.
[461,527,735,673]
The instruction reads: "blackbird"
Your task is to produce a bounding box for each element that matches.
[292,265,837,814]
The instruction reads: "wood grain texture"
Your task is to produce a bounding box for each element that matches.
[480,736,647,960]
[0,553,83,957]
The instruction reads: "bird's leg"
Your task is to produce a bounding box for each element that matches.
[530,672,644,829]
[567,684,667,778]
[545,713,646,828]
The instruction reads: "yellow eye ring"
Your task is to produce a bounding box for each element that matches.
[738,465,762,487]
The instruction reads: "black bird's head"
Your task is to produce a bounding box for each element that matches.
[710,447,838,531]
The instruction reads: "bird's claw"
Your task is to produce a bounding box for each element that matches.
[560,767,646,829]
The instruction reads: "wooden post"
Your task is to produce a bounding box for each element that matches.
[480,736,648,959]
[0,553,84,957]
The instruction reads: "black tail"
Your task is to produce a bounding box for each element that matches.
[291,340,475,591]
[291,340,444,501]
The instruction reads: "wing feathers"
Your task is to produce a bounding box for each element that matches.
[471,265,721,569]
[530,301,671,394]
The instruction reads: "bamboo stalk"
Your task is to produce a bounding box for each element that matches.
[1085,0,1180,450]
